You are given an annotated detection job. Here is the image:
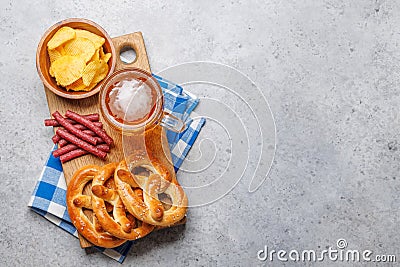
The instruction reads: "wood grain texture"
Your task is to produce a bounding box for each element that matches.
[43,32,154,248]
[112,32,150,72]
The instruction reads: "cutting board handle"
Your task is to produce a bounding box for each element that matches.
[111,32,151,73]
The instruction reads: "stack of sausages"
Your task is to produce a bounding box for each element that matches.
[45,110,113,163]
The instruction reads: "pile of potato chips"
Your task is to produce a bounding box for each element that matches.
[47,26,112,91]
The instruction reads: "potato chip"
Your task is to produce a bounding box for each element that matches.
[57,45,66,55]
[102,53,112,63]
[48,48,62,63]
[92,59,109,84]
[49,47,65,76]
[69,78,98,91]
[47,27,76,50]
[98,46,111,62]
[82,60,100,86]
[49,64,55,77]
[75,29,105,50]
[63,37,96,63]
[51,56,86,86]
[90,48,100,62]
[84,80,100,91]
[65,78,86,91]
[99,46,105,58]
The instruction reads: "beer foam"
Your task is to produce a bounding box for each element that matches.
[109,79,153,122]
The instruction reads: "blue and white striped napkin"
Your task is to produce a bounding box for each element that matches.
[28,74,205,263]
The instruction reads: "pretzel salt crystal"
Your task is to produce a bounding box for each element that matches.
[91,163,154,240]
[66,165,126,248]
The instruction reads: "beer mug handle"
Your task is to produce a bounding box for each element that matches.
[160,112,186,133]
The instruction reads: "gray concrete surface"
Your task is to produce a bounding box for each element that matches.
[1,0,400,266]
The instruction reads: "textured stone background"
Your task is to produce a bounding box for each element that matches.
[1,0,399,266]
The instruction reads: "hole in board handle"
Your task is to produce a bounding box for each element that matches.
[120,46,137,64]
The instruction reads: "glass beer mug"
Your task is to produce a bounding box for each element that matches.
[100,68,185,135]
[99,68,186,160]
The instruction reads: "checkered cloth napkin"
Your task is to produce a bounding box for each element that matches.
[28,74,205,263]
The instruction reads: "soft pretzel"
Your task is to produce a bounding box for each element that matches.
[114,157,188,227]
[66,165,126,248]
[91,163,155,240]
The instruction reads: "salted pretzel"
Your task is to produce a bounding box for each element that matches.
[114,156,188,227]
[91,163,155,240]
[114,124,188,227]
[66,165,126,248]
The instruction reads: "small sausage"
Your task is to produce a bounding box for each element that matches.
[52,111,98,145]
[65,110,113,145]
[82,129,96,136]
[60,149,87,163]
[56,129,107,159]
[52,144,77,158]
[44,113,100,127]
[52,135,61,144]
[53,143,110,158]
[59,139,68,147]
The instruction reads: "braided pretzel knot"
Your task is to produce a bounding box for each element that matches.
[66,165,126,248]
[114,156,188,227]
[91,163,155,239]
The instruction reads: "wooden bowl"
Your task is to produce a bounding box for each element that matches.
[36,18,116,99]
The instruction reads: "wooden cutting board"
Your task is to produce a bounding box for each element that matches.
[43,32,162,248]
